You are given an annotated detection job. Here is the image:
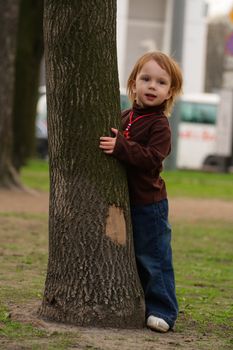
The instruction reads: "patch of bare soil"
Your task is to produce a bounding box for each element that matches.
[170,197,233,223]
[0,190,49,214]
[8,301,223,350]
[0,190,233,222]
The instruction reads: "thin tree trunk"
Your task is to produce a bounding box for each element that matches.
[12,0,44,170]
[0,0,21,188]
[39,0,144,328]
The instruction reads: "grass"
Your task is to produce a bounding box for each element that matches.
[0,304,46,339]
[0,159,233,348]
[0,214,78,349]
[20,159,49,191]
[174,221,233,331]
[164,170,233,200]
[0,302,76,349]
[20,159,233,200]
[1,212,233,348]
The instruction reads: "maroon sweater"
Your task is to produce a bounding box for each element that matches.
[112,102,171,205]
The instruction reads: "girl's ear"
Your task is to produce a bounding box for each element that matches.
[166,87,173,100]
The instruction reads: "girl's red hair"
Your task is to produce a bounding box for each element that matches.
[127,51,183,116]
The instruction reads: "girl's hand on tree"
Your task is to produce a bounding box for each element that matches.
[99,128,118,154]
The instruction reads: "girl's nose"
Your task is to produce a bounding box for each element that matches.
[149,81,156,89]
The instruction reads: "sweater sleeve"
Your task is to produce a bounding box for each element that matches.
[112,118,171,171]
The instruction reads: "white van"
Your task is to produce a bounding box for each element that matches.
[176,93,220,170]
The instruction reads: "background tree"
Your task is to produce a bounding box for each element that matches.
[0,0,20,188]
[39,0,144,328]
[12,0,44,170]
[0,0,44,187]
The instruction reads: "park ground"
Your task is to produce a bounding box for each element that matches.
[0,166,233,349]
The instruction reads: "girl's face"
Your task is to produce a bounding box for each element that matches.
[133,59,172,108]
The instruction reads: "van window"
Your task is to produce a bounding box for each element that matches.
[180,101,217,125]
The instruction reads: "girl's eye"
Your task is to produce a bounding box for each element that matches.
[159,80,166,85]
[141,76,150,82]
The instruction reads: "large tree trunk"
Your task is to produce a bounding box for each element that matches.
[39,0,144,328]
[0,0,21,188]
[12,0,44,170]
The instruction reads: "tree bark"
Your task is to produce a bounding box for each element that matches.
[39,0,144,328]
[0,0,21,188]
[12,0,44,170]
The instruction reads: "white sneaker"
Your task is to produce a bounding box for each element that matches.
[146,315,170,333]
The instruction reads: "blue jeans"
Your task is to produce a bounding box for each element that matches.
[131,199,178,328]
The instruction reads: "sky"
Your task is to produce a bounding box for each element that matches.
[206,0,233,17]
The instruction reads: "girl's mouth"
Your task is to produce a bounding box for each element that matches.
[145,94,156,100]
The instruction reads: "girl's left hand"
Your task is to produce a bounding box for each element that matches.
[99,128,118,154]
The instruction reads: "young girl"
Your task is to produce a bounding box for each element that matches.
[99,51,183,332]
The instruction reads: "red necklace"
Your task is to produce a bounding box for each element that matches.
[123,111,155,139]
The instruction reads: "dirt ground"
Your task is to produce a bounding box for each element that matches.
[4,302,223,350]
[0,189,233,222]
[1,190,233,350]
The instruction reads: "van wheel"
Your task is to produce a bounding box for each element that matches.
[202,155,231,173]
